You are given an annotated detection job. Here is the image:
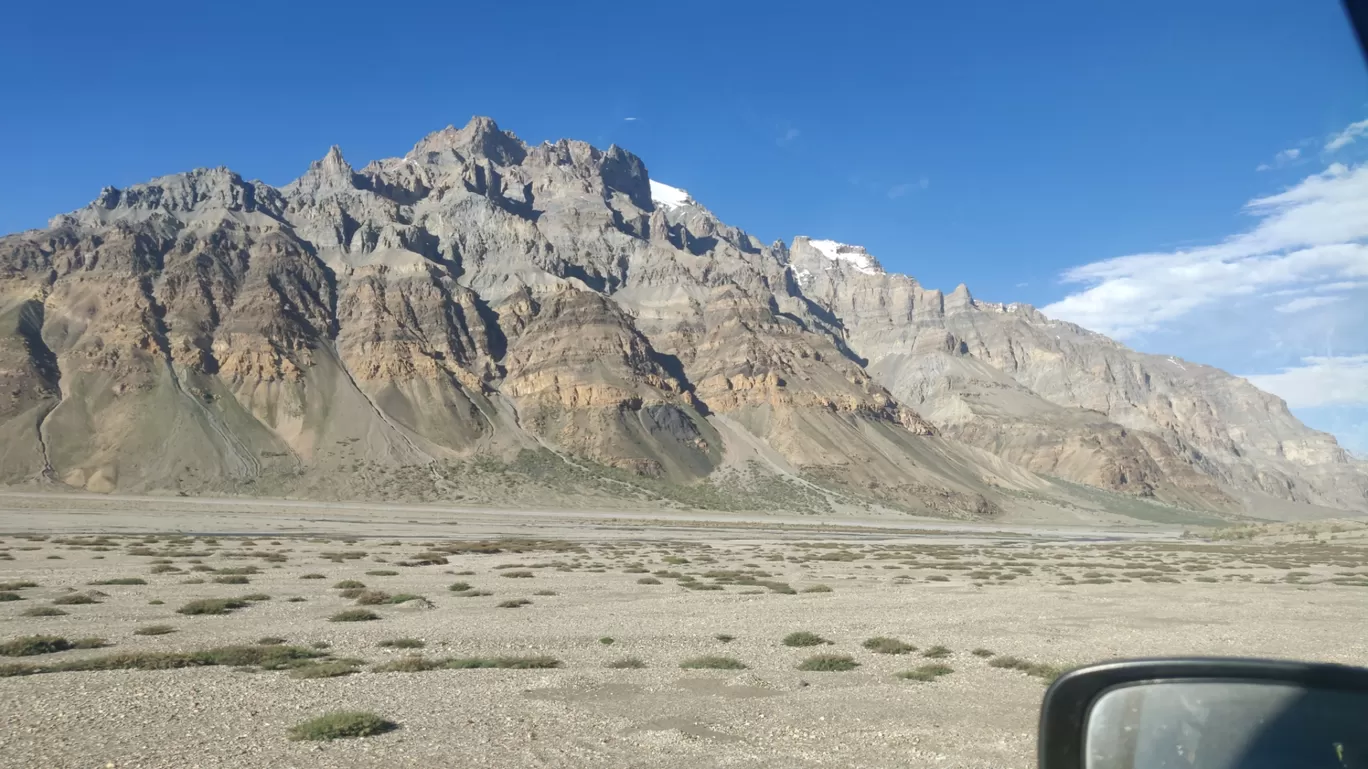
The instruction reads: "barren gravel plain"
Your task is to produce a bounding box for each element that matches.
[1,494,1366,769]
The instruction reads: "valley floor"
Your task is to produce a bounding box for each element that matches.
[0,495,1365,768]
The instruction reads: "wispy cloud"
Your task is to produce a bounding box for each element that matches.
[1042,162,1368,338]
[1275,295,1345,314]
[623,117,638,122]
[777,127,800,146]
[1256,147,1301,171]
[1243,354,1368,408]
[1326,119,1368,152]
[887,183,912,199]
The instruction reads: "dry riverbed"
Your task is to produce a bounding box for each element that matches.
[1,504,1366,768]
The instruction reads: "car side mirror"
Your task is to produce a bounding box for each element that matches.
[1039,658,1368,769]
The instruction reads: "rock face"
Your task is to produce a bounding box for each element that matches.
[0,116,1363,516]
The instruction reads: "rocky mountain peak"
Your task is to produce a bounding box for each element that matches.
[407,116,527,167]
[1,115,1363,517]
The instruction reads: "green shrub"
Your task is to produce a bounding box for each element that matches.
[333,580,365,589]
[897,663,953,682]
[607,657,646,669]
[288,711,398,741]
[378,638,425,649]
[497,599,531,609]
[330,609,380,622]
[289,661,359,679]
[922,645,951,658]
[797,653,859,672]
[256,637,287,646]
[0,581,38,590]
[714,634,736,643]
[801,584,833,593]
[972,648,995,657]
[599,637,615,645]
[88,578,147,586]
[213,575,250,585]
[499,571,534,579]
[300,574,326,580]
[51,594,99,606]
[989,655,1064,681]
[20,606,66,617]
[1,635,75,656]
[862,637,916,655]
[366,570,398,577]
[177,598,248,615]
[636,577,661,585]
[134,625,176,636]
[447,582,472,592]
[680,656,746,670]
[782,631,830,647]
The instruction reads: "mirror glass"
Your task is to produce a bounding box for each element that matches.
[1085,681,1368,769]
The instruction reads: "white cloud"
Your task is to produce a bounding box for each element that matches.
[1275,295,1345,313]
[777,127,800,146]
[887,183,912,199]
[1256,147,1301,171]
[1243,355,1368,408]
[623,117,638,122]
[1043,162,1368,338]
[918,176,930,190]
[1326,119,1368,152]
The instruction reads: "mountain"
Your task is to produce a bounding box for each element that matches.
[0,116,1363,520]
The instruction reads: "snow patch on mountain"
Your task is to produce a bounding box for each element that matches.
[807,239,883,275]
[649,180,693,210]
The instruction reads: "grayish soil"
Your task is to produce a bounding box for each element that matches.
[1,495,1365,768]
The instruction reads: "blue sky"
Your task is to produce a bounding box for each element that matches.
[3,0,1366,452]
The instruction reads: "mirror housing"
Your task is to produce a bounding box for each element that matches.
[1039,658,1368,769]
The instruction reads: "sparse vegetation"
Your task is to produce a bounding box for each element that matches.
[922,645,952,658]
[178,598,248,615]
[497,599,532,609]
[289,661,360,679]
[798,653,859,671]
[88,577,147,586]
[51,593,99,606]
[607,657,646,669]
[1,635,100,657]
[330,609,380,622]
[20,607,66,617]
[288,711,398,741]
[782,631,831,647]
[0,644,326,677]
[989,655,1064,681]
[134,625,176,636]
[972,648,996,657]
[714,634,736,643]
[333,580,365,589]
[680,655,747,670]
[862,637,916,655]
